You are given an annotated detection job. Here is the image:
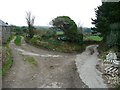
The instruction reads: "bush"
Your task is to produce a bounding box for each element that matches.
[42,30,56,39]
[29,35,41,45]
[74,34,83,45]
[27,35,85,53]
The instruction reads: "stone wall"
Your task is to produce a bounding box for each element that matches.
[0,26,1,44]
[0,20,11,44]
[2,26,11,43]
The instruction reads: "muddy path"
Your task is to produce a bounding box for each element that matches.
[75,45,108,88]
[2,37,86,88]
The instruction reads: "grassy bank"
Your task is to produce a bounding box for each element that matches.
[25,35,85,53]
[1,34,14,76]
[14,35,21,46]
[2,46,13,76]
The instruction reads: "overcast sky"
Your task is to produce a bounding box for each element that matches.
[0,0,102,27]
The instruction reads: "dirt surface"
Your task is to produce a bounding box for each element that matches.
[75,45,108,88]
[2,37,108,88]
[0,46,2,89]
[2,37,87,88]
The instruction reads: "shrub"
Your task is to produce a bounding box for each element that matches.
[29,35,41,45]
[42,30,56,39]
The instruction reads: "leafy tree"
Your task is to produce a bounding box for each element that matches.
[51,16,83,43]
[26,11,35,38]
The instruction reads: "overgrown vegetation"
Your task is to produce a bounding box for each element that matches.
[1,34,14,76]
[91,2,120,88]
[14,35,21,46]
[2,46,13,76]
[24,56,37,66]
[26,35,85,53]
[23,15,87,53]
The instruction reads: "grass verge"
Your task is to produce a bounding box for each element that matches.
[84,36,103,41]
[2,46,13,76]
[28,36,85,53]
[24,56,37,66]
[14,35,21,46]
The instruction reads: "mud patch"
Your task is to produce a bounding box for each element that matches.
[15,48,62,57]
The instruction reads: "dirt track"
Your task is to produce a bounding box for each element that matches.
[2,37,108,88]
[2,37,87,88]
[75,45,108,88]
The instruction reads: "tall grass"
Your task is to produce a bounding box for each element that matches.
[2,46,13,76]
[14,35,21,46]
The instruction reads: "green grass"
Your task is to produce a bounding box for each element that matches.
[84,36,103,41]
[14,35,21,46]
[24,56,37,66]
[2,34,14,76]
[0,69,2,77]
[2,47,13,76]
[56,31,64,35]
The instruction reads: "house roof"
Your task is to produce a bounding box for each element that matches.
[0,20,8,26]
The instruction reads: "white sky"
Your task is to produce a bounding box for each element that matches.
[0,0,102,27]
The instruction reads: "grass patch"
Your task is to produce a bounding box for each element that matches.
[2,46,13,76]
[24,56,37,66]
[14,35,21,46]
[56,31,64,35]
[84,36,103,41]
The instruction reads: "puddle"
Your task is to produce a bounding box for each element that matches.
[15,48,62,57]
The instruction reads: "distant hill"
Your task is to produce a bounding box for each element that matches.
[35,26,51,31]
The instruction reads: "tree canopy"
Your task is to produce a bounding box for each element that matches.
[51,16,83,43]
[91,2,120,48]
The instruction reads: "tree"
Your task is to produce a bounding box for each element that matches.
[26,11,35,38]
[91,2,120,42]
[51,16,83,43]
